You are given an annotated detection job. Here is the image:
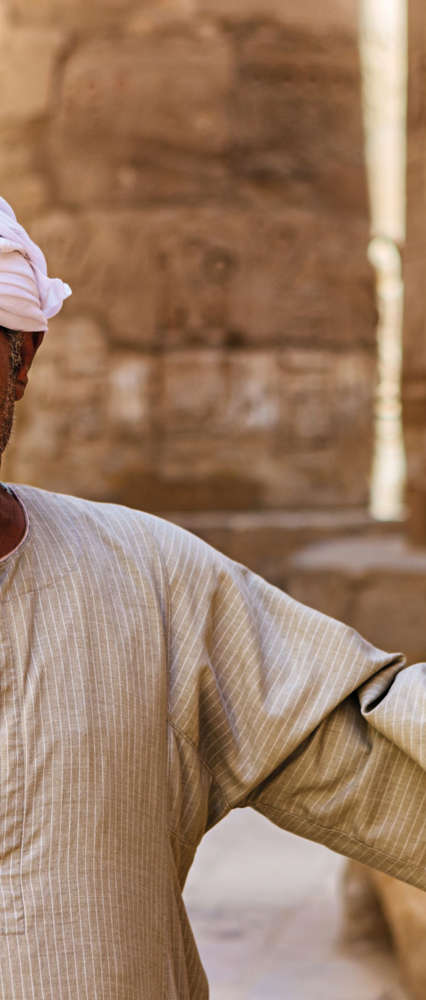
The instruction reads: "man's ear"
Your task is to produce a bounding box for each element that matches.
[14,331,45,401]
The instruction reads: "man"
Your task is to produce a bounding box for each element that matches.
[0,197,424,1000]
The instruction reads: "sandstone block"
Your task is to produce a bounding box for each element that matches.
[341,861,391,945]
[5,319,159,501]
[231,22,363,167]
[287,534,426,664]
[407,48,425,131]
[369,871,426,1000]
[153,436,371,511]
[8,0,136,27]
[354,574,426,662]
[405,156,425,247]
[19,314,109,420]
[128,2,197,34]
[168,509,375,584]
[48,16,368,215]
[160,347,373,445]
[51,26,233,206]
[153,209,243,347]
[403,254,426,373]
[276,349,374,445]
[197,0,357,32]
[285,571,355,625]
[229,217,374,348]
[0,124,49,214]
[226,18,368,216]
[161,350,227,434]
[5,316,110,493]
[0,25,63,120]
[106,354,159,436]
[152,346,374,510]
[52,26,232,167]
[51,148,232,209]
[0,174,48,216]
[225,353,280,432]
[29,211,158,346]
[260,445,371,509]
[151,206,375,350]
[403,424,426,491]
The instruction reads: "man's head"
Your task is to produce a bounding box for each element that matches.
[0,198,70,462]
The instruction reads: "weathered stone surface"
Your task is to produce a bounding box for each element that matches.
[161,350,227,433]
[402,255,426,373]
[229,21,367,216]
[8,0,138,27]
[0,23,63,120]
[50,25,234,204]
[353,574,426,662]
[106,353,158,435]
[4,317,160,500]
[287,534,426,663]
[404,156,425,249]
[50,148,232,209]
[286,571,355,626]
[29,211,158,346]
[403,0,426,541]
[47,15,369,217]
[404,424,426,491]
[20,337,373,514]
[341,860,393,945]
[6,316,108,492]
[0,124,49,214]
[2,0,376,519]
[152,206,375,350]
[150,347,374,510]
[166,508,378,583]
[402,416,426,543]
[52,26,232,162]
[197,0,357,31]
[128,2,197,34]
[369,870,426,1000]
[29,206,375,354]
[276,349,374,444]
[345,860,426,1000]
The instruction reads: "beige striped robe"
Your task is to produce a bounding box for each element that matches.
[0,485,424,999]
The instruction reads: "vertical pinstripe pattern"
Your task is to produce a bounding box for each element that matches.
[0,485,424,999]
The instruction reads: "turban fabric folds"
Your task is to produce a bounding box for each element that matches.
[0,197,71,332]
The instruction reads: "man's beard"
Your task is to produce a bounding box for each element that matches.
[0,334,24,460]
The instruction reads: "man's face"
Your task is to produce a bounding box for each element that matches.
[0,328,43,463]
[0,329,23,459]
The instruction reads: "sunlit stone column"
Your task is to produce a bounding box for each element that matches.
[359,0,407,521]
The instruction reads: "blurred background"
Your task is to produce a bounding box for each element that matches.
[0,0,424,997]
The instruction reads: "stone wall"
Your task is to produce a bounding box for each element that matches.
[0,0,376,524]
[403,0,426,542]
[2,0,423,657]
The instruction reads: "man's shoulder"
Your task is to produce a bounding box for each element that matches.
[8,483,217,567]
[6,484,232,596]
[8,483,156,556]
[11,481,139,522]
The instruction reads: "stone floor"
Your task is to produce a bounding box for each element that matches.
[183,810,408,1000]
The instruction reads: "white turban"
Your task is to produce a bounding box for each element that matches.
[0,197,71,332]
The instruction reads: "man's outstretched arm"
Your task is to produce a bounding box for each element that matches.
[146,512,425,891]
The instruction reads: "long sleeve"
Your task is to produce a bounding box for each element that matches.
[145,514,426,892]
